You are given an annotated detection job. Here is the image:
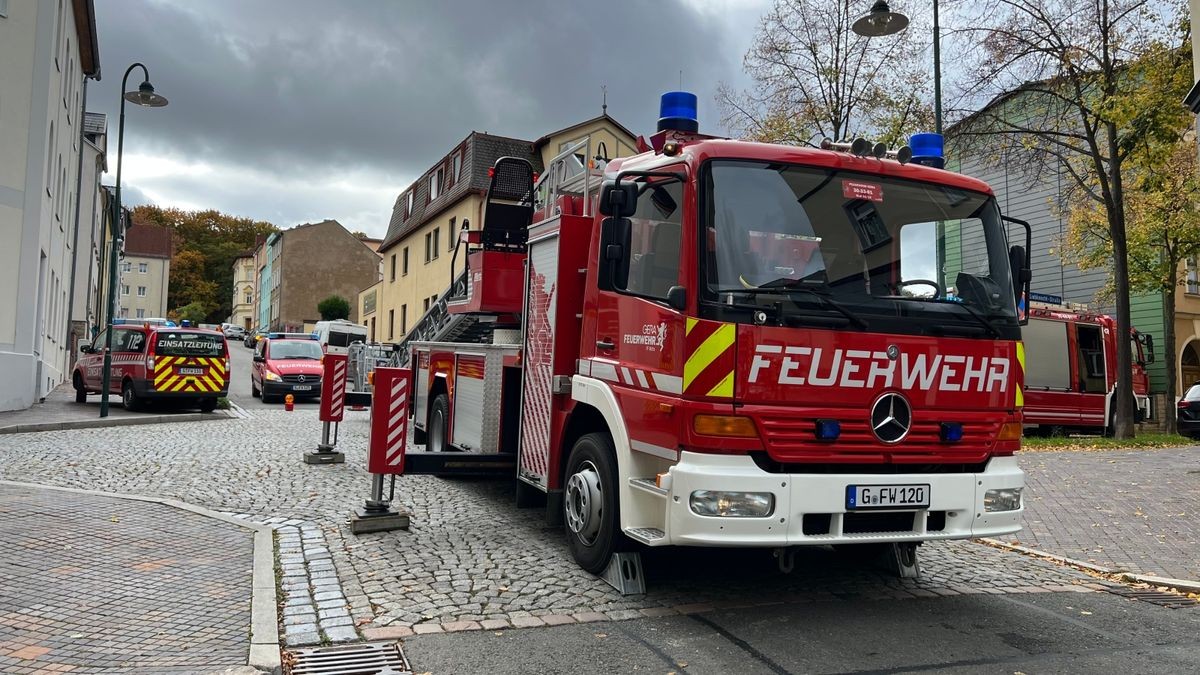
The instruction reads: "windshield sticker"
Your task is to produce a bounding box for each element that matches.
[843,180,883,202]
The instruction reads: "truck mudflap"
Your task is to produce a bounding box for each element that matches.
[625,452,1023,548]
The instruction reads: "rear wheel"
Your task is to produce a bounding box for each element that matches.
[121,381,141,411]
[564,432,627,574]
[199,398,217,413]
[428,394,450,452]
[73,373,87,403]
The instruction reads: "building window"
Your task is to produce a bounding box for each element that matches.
[121,284,130,296]
[388,309,394,340]
[1188,258,1200,295]
[423,297,430,313]
[448,217,456,251]
[429,168,442,201]
[122,262,132,272]
[401,305,407,334]
[406,191,414,217]
[452,152,462,180]
[390,253,397,282]
[137,286,146,297]
[45,123,54,196]
[402,247,409,275]
[139,262,147,273]
[246,292,252,304]
[424,233,431,262]
[432,228,440,259]
[136,309,145,319]
[119,307,128,318]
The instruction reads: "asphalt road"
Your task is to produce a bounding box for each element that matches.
[405,590,1200,674]
[226,337,321,411]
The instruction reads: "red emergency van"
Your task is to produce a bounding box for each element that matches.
[73,324,230,412]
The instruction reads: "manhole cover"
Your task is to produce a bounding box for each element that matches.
[291,641,412,674]
[1106,586,1200,609]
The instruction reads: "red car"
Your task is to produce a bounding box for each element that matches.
[251,333,324,403]
[74,324,230,412]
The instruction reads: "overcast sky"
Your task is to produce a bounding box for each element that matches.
[89,0,769,237]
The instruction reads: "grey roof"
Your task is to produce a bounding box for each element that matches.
[379,132,543,252]
[83,112,107,137]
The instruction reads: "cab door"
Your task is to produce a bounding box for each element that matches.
[83,329,107,389]
[590,170,689,454]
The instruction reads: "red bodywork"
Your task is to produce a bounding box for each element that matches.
[1022,306,1151,431]
[409,135,1023,494]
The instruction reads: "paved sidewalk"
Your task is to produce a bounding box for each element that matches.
[0,484,255,673]
[0,383,231,434]
[1019,446,1200,582]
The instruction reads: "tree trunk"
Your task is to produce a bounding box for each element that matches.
[1107,122,1136,439]
[1163,284,1178,434]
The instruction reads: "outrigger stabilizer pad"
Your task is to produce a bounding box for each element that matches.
[349,502,410,534]
[304,449,345,465]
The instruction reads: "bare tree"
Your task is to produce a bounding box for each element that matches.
[719,0,934,147]
[949,0,1184,438]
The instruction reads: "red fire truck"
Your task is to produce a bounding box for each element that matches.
[392,93,1031,580]
[1022,298,1154,436]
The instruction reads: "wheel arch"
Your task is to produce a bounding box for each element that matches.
[568,375,635,531]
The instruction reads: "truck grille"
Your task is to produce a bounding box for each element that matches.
[281,374,320,384]
[755,411,1000,464]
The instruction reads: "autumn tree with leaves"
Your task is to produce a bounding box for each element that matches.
[718,0,934,147]
[133,206,278,323]
[951,0,1187,438]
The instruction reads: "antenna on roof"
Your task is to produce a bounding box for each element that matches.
[679,70,683,89]
[601,84,607,115]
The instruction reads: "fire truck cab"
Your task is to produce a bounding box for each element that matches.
[402,93,1030,580]
[1022,299,1154,435]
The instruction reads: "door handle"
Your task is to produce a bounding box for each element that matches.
[596,338,615,350]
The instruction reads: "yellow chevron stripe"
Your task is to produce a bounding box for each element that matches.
[1016,341,1026,407]
[1015,384,1024,408]
[209,359,227,375]
[686,317,698,336]
[706,371,734,398]
[160,375,181,391]
[684,323,735,390]
[200,374,220,391]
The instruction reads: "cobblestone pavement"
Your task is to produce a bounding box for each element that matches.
[1019,447,1200,581]
[0,484,253,673]
[0,410,1130,647]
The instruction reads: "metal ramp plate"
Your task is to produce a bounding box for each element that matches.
[601,551,645,595]
[291,641,411,674]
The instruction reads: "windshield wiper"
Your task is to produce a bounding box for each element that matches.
[900,298,1001,338]
[715,284,868,330]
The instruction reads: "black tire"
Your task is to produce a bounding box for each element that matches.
[262,391,278,404]
[563,432,627,574]
[428,394,450,452]
[251,380,260,398]
[199,398,217,413]
[121,381,141,412]
[73,373,87,403]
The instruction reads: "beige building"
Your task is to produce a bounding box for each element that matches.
[0,0,101,409]
[358,280,381,342]
[117,219,172,320]
[375,115,636,343]
[230,252,256,331]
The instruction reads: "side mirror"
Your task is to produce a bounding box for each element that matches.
[79,344,92,354]
[666,286,687,311]
[598,218,632,290]
[599,181,638,218]
[253,355,265,363]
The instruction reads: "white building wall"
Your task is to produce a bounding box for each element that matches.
[70,135,105,345]
[0,0,89,410]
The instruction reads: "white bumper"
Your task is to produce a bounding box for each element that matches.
[655,452,1023,547]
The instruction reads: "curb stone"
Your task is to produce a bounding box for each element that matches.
[0,480,282,674]
[979,537,1200,594]
[0,409,235,435]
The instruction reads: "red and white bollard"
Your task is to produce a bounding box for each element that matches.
[306,353,348,465]
[349,366,411,534]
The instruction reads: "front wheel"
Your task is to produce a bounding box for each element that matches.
[564,432,627,574]
[121,381,141,412]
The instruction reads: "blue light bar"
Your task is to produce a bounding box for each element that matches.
[814,419,841,441]
[910,132,945,169]
[658,91,699,133]
[940,422,964,442]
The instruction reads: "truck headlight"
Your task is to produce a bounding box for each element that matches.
[264,371,281,381]
[983,488,1022,512]
[689,490,775,518]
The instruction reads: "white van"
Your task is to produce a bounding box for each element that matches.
[314,319,368,354]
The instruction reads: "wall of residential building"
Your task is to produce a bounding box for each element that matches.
[115,255,169,320]
[69,130,105,350]
[358,280,380,343]
[0,0,94,410]
[230,256,256,330]
[275,220,381,331]
[537,119,638,171]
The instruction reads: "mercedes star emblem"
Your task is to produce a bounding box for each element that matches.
[296,375,306,383]
[886,344,900,360]
[871,392,912,444]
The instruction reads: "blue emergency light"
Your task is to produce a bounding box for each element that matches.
[814,419,841,441]
[910,133,945,169]
[658,91,699,133]
[940,422,964,442]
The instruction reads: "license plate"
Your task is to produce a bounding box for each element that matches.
[293,385,312,391]
[178,367,204,375]
[846,484,930,510]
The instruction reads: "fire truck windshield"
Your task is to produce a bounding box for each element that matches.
[701,160,1020,339]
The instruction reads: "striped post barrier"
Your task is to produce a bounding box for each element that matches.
[350,366,411,533]
[306,353,348,465]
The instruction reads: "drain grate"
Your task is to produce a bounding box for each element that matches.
[1105,586,1200,609]
[291,641,412,674]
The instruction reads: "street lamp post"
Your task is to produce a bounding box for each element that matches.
[99,63,168,417]
[852,0,941,135]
